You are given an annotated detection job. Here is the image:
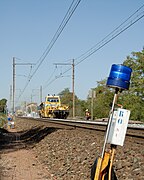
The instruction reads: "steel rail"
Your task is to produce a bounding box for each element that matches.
[18,117,144,139]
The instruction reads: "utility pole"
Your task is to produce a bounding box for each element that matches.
[12,57,35,114]
[91,95,94,120]
[12,57,15,115]
[54,59,75,118]
[89,89,96,120]
[72,59,75,118]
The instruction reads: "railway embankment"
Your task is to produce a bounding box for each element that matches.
[0,117,144,180]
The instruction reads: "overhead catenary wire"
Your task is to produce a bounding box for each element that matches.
[16,0,82,101]
[28,0,82,79]
[42,4,144,88]
[16,3,144,102]
[35,0,81,66]
[75,10,144,66]
[43,66,57,88]
[75,3,144,65]
[43,59,73,89]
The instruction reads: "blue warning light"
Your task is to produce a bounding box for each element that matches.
[106,64,132,90]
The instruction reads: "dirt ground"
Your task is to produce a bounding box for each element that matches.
[0,128,55,180]
[0,149,55,180]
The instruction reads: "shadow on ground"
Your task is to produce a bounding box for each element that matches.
[0,126,58,153]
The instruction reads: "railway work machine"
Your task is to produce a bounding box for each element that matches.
[38,94,69,119]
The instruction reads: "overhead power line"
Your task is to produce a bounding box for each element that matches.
[75,5,144,66]
[29,0,82,80]
[44,3,144,88]
[43,66,57,88]
[17,0,82,101]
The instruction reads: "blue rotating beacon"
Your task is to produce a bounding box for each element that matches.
[106,64,132,90]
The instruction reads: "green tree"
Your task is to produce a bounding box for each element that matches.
[86,49,144,121]
[58,88,73,106]
[90,80,114,119]
[0,99,7,113]
[123,49,144,97]
[121,49,144,121]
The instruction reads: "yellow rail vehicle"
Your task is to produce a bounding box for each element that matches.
[38,95,69,119]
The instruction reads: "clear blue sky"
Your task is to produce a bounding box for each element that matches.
[0,0,144,108]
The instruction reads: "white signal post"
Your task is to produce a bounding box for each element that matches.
[107,108,130,146]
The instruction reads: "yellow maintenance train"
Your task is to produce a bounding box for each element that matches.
[38,94,69,119]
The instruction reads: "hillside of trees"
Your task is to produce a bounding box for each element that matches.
[59,49,144,122]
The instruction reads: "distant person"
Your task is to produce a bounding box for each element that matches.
[7,113,14,129]
[85,109,91,120]
[7,114,12,129]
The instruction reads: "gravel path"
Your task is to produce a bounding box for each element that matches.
[0,118,144,180]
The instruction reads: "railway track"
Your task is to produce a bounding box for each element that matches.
[1,116,144,179]
[19,117,144,139]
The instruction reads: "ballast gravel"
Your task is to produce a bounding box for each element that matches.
[1,118,144,180]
